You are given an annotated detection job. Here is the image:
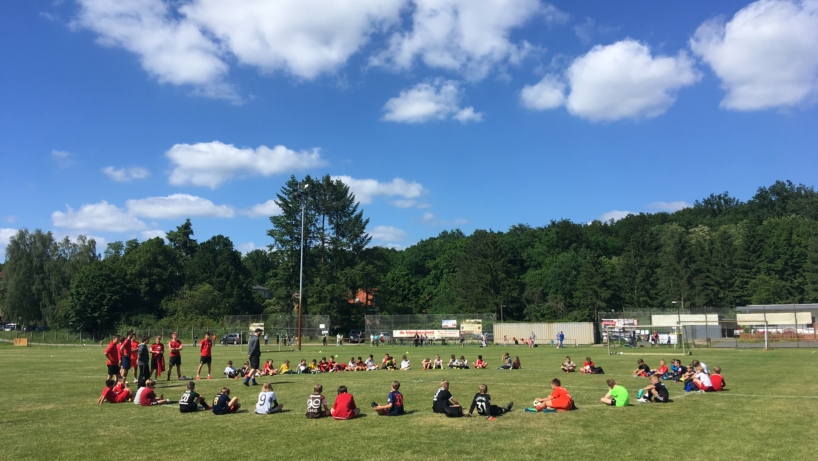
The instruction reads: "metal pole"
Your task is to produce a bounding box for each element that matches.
[297,187,306,352]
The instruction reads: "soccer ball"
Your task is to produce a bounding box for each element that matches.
[533,400,539,407]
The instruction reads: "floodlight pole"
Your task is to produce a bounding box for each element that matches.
[297,182,309,352]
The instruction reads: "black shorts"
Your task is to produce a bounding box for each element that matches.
[654,394,668,403]
[200,356,211,365]
[150,357,160,370]
[169,356,181,367]
[120,356,131,370]
[609,399,616,407]
[249,356,260,370]
[107,364,120,376]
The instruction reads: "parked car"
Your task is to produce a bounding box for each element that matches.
[4,323,16,331]
[220,333,246,345]
[35,326,50,331]
[348,329,364,344]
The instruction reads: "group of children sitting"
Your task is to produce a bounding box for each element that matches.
[631,358,726,393]
[560,356,604,374]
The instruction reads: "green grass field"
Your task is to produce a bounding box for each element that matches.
[1,342,816,461]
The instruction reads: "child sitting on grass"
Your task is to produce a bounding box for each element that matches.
[459,356,469,369]
[600,379,629,407]
[467,384,512,420]
[693,366,714,392]
[400,355,410,370]
[447,354,459,368]
[529,378,574,412]
[365,355,378,371]
[498,353,512,370]
[422,357,432,369]
[306,384,331,418]
[710,366,725,391]
[433,355,444,369]
[224,361,238,379]
[297,359,309,374]
[278,359,292,375]
[581,357,595,374]
[512,356,521,369]
[238,361,250,377]
[139,380,171,406]
[632,359,651,377]
[561,356,576,372]
[355,357,366,371]
[319,357,330,373]
[372,380,405,416]
[179,381,210,412]
[212,387,240,414]
[651,359,669,377]
[255,382,283,414]
[262,359,276,376]
[474,355,487,369]
[98,379,131,404]
[331,385,360,420]
[637,375,669,403]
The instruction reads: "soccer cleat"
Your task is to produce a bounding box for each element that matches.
[506,402,514,412]
[542,408,557,413]
[524,407,538,412]
[244,381,249,386]
[637,398,649,403]
[195,376,200,380]
[370,402,378,408]
[207,375,212,379]
[487,416,497,421]
[252,381,258,386]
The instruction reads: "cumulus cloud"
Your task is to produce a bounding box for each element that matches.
[141,229,167,240]
[598,210,634,222]
[181,0,403,79]
[73,0,237,101]
[51,149,74,168]
[521,39,700,121]
[419,212,466,226]
[236,242,257,255]
[52,194,235,232]
[333,176,427,205]
[1,228,17,260]
[690,0,818,110]
[647,201,691,212]
[166,141,326,189]
[369,225,407,242]
[102,166,150,182]
[372,0,564,80]
[382,80,483,123]
[52,201,147,232]
[126,194,234,219]
[244,199,283,218]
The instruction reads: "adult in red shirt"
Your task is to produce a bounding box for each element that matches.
[331,385,360,420]
[150,336,165,379]
[195,331,213,380]
[167,332,183,381]
[535,378,574,411]
[104,335,121,379]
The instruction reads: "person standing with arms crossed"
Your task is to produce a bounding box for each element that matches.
[244,329,262,386]
[195,331,213,380]
[167,332,184,381]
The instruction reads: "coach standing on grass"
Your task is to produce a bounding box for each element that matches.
[244,329,262,386]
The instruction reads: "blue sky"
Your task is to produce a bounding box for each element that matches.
[2,0,817,258]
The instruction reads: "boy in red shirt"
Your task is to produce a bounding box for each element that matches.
[140,380,171,406]
[167,331,183,381]
[195,331,213,380]
[710,366,725,391]
[531,378,574,412]
[119,333,134,380]
[331,385,360,420]
[150,336,165,379]
[129,335,140,383]
[104,335,121,380]
[580,357,595,374]
[474,355,487,369]
[98,379,131,404]
[651,359,669,378]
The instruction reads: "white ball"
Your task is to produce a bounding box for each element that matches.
[533,400,539,407]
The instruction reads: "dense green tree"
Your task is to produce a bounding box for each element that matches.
[68,261,134,331]
[166,219,198,258]
[455,230,517,316]
[187,235,257,315]
[122,237,182,315]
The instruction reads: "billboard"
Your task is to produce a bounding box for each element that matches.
[393,329,460,339]
[601,319,638,327]
[442,319,457,329]
[460,319,482,334]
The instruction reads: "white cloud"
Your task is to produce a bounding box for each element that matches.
[574,18,595,45]
[244,199,283,218]
[419,212,466,226]
[333,176,427,205]
[520,74,565,109]
[647,201,691,212]
[382,80,483,123]
[126,194,234,219]
[166,141,326,188]
[690,0,818,110]
[51,149,74,168]
[372,0,564,80]
[598,210,634,222]
[1,228,17,260]
[52,201,147,232]
[181,0,404,79]
[102,166,150,182]
[236,242,257,255]
[521,39,700,121]
[141,229,167,240]
[369,225,407,242]
[73,0,237,101]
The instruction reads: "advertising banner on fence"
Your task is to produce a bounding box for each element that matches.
[393,330,460,339]
[459,319,482,334]
[441,320,457,329]
[601,319,638,327]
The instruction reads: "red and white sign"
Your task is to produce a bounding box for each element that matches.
[601,319,638,327]
[393,329,460,339]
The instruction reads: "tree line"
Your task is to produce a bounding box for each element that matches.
[1,179,816,334]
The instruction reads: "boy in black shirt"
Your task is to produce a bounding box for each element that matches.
[179,381,210,412]
[632,359,651,377]
[432,380,463,417]
[467,384,513,420]
[638,375,670,403]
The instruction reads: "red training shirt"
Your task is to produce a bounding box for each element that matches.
[140,388,156,406]
[150,343,164,357]
[169,339,182,357]
[200,338,212,357]
[105,341,120,365]
[130,340,139,361]
[100,387,117,403]
[549,386,573,410]
[332,393,357,419]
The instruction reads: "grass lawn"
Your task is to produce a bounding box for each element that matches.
[1,341,816,461]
